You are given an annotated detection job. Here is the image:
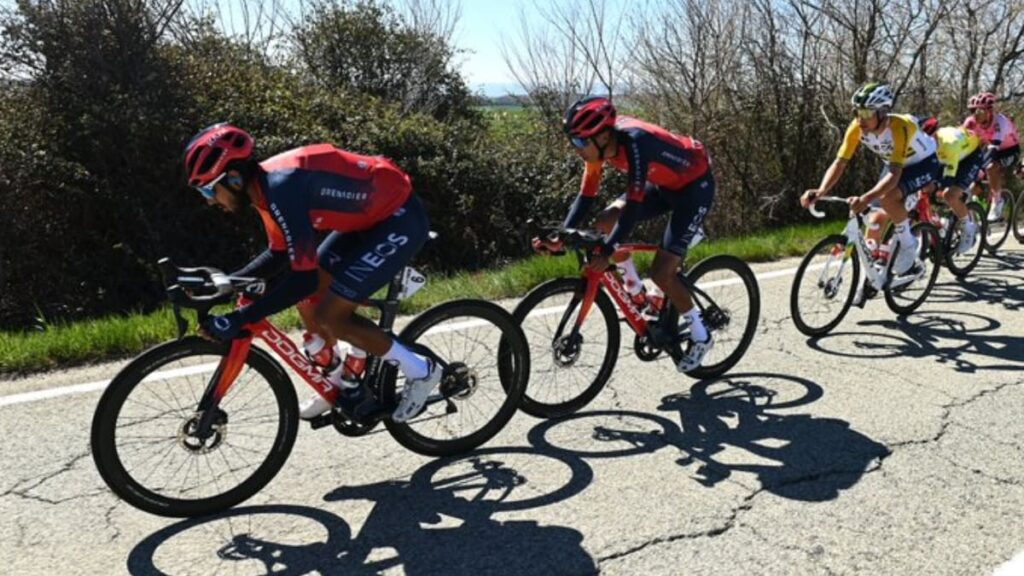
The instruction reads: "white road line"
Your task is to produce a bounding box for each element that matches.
[0,262,812,408]
[993,549,1024,576]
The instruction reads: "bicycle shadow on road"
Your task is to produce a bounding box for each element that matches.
[807,311,1023,374]
[127,447,598,576]
[528,373,889,503]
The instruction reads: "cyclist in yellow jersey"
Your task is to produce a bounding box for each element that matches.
[801,82,940,278]
[920,119,984,253]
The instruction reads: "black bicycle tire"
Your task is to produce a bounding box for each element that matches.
[91,337,298,518]
[944,202,986,277]
[383,300,529,456]
[511,277,620,419]
[884,222,942,315]
[790,234,861,337]
[983,191,1013,253]
[1013,190,1024,244]
[673,254,760,379]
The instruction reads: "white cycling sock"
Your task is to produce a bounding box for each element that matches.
[686,307,709,343]
[894,220,914,246]
[617,257,643,295]
[382,341,430,380]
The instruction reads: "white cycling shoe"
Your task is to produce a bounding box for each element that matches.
[891,236,919,276]
[392,360,442,423]
[677,334,714,373]
[956,223,978,254]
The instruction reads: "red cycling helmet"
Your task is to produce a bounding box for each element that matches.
[968,92,996,111]
[564,96,617,139]
[184,123,254,188]
[921,117,938,136]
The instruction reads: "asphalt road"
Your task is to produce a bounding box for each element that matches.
[1,246,1022,576]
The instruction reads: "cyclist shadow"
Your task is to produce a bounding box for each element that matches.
[927,265,1024,313]
[808,311,1023,374]
[127,447,598,576]
[528,373,888,503]
[658,375,888,501]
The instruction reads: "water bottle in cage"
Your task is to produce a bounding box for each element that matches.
[303,333,340,372]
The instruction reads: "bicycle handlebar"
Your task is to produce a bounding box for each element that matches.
[808,196,883,220]
[527,219,605,251]
[157,258,261,310]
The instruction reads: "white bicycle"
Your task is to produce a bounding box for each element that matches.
[790,197,942,336]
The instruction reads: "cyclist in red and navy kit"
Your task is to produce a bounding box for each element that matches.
[536,96,716,372]
[184,123,438,422]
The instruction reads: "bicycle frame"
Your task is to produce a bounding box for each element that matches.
[812,200,914,293]
[575,244,659,337]
[191,270,414,435]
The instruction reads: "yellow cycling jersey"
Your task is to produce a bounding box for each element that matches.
[836,114,936,167]
[935,126,980,178]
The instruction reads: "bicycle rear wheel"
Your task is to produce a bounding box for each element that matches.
[885,222,942,315]
[91,337,298,517]
[790,234,860,336]
[670,254,760,379]
[384,300,529,456]
[511,277,620,419]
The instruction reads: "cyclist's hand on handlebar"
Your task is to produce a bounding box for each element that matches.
[847,195,869,214]
[800,189,822,209]
[199,312,244,342]
[531,236,565,255]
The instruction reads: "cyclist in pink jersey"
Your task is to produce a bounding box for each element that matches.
[962,92,1020,221]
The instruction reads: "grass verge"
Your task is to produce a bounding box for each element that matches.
[1,219,841,376]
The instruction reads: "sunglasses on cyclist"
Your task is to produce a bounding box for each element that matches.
[570,136,589,149]
[195,172,227,200]
[853,108,876,120]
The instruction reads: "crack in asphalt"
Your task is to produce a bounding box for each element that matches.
[595,378,1023,567]
[102,500,123,543]
[0,450,98,505]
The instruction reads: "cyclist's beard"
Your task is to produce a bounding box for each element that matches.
[225,177,252,208]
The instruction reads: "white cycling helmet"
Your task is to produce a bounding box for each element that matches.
[851,82,895,111]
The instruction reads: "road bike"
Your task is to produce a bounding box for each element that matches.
[92,256,528,517]
[896,187,987,277]
[790,197,942,337]
[511,224,760,419]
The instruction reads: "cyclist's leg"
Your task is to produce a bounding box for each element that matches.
[939,148,984,221]
[296,270,335,337]
[649,172,714,343]
[307,196,432,419]
[884,156,939,273]
[596,186,671,293]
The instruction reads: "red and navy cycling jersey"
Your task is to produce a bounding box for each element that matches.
[252,144,412,272]
[579,116,710,202]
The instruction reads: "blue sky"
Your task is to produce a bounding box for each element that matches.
[454,1,525,93]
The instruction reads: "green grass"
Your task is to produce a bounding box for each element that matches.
[0,219,842,376]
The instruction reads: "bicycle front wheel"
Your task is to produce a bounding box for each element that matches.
[944,202,986,277]
[91,337,298,517]
[790,234,860,336]
[672,254,760,379]
[384,300,529,457]
[510,277,620,419]
[1013,190,1024,244]
[983,190,1013,253]
[885,222,942,315]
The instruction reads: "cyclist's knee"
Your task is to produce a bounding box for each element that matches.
[649,255,680,290]
[594,207,621,234]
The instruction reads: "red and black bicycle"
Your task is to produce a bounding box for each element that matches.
[512,224,760,419]
[91,257,528,517]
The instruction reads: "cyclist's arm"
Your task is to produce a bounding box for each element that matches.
[231,248,290,278]
[990,115,1007,147]
[563,161,603,228]
[863,166,902,202]
[814,158,849,197]
[236,194,320,325]
[603,139,648,250]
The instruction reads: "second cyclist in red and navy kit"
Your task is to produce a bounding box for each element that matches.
[184,124,438,422]
[535,97,717,372]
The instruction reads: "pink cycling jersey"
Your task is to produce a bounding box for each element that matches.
[963,113,1019,149]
